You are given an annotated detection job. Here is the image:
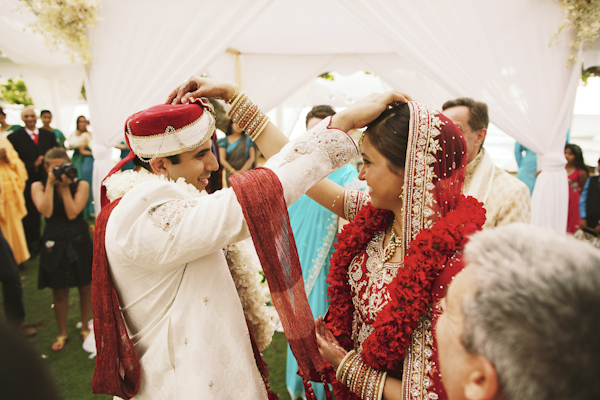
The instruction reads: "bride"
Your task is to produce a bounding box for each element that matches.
[308,102,486,400]
[170,79,485,400]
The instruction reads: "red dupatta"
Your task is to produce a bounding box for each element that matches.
[230,167,332,399]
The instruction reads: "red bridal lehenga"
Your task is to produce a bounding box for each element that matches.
[325,102,486,400]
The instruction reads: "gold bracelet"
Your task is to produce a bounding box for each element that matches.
[227,84,239,104]
[366,368,380,400]
[376,371,387,400]
[340,352,359,384]
[226,92,269,142]
[345,354,362,390]
[336,350,356,382]
[228,91,246,116]
[250,116,269,142]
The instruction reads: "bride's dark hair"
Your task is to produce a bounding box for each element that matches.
[365,103,410,173]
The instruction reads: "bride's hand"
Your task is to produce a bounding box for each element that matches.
[330,91,408,132]
[315,317,347,369]
[166,76,236,105]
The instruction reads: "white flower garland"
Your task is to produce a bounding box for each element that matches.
[21,0,99,66]
[103,169,203,201]
[225,241,276,352]
[551,0,600,65]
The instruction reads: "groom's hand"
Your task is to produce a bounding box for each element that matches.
[166,76,236,105]
[330,91,408,132]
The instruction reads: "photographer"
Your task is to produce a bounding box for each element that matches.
[31,148,93,352]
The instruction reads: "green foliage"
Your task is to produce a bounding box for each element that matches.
[0,78,33,106]
[582,66,600,86]
[318,72,335,81]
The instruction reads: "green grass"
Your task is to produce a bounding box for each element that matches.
[2,256,292,399]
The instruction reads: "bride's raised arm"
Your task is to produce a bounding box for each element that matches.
[167,78,407,216]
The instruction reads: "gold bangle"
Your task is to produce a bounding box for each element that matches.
[340,352,358,384]
[345,354,361,389]
[336,350,356,382]
[376,371,387,400]
[227,84,239,104]
[228,91,246,116]
[250,117,269,142]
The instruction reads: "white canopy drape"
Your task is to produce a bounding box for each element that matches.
[1,0,585,231]
[331,0,579,231]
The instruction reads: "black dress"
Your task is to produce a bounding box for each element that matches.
[38,181,92,290]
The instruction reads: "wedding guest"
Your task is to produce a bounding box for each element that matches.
[7,107,58,256]
[31,148,92,351]
[40,110,66,147]
[0,134,30,264]
[442,98,530,227]
[217,119,256,186]
[286,105,359,400]
[0,228,36,337]
[69,116,94,218]
[0,107,20,137]
[436,223,600,400]
[0,320,61,399]
[565,143,588,233]
[514,142,537,195]
[579,157,600,234]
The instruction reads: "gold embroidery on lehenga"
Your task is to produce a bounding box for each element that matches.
[348,231,401,352]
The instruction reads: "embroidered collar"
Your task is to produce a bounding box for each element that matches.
[103,169,204,201]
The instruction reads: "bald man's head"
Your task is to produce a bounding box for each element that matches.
[21,107,37,130]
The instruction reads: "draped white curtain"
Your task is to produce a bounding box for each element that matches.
[84,0,273,215]
[0,0,84,131]
[332,0,580,232]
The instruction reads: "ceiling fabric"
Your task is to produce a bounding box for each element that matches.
[0,0,585,230]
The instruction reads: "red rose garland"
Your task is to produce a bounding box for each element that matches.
[325,195,485,399]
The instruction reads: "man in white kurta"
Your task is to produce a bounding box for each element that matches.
[442,98,530,228]
[101,99,358,399]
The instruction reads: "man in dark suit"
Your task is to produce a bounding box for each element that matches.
[7,107,58,255]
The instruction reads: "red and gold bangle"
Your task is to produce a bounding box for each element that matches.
[340,352,359,384]
[336,350,356,382]
[250,116,270,142]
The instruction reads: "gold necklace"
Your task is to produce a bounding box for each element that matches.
[381,220,400,264]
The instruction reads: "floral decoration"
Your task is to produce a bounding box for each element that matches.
[325,195,485,399]
[225,241,276,352]
[551,0,600,65]
[21,0,99,66]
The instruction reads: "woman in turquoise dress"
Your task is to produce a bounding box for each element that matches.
[69,116,94,218]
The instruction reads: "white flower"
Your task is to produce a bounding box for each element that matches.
[103,170,203,201]
[226,241,276,352]
[45,240,55,248]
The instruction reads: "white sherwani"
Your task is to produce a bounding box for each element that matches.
[463,148,531,228]
[103,118,358,399]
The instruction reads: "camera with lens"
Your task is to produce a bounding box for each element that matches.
[52,162,79,182]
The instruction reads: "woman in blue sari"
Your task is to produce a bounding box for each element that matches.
[217,120,255,186]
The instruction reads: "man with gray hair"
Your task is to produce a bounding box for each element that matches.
[436,223,600,400]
